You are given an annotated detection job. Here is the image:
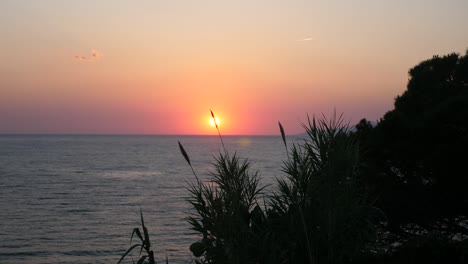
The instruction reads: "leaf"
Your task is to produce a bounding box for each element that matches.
[117,244,142,264]
[143,225,151,251]
[178,141,191,166]
[131,227,144,243]
[140,209,145,227]
[137,255,147,264]
[139,210,152,252]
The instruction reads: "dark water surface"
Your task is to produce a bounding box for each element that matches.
[0,135,289,264]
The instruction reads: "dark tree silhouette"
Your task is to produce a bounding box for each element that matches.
[357,50,468,236]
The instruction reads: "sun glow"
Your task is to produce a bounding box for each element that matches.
[209,117,221,127]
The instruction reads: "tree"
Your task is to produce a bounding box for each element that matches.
[359,50,468,235]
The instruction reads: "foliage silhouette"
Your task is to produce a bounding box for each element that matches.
[118,210,160,264]
[268,114,382,264]
[355,50,468,237]
[180,111,380,264]
[120,49,468,263]
[186,153,263,264]
[180,110,264,264]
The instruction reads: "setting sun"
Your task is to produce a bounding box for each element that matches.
[209,117,221,127]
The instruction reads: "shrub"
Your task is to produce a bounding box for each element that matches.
[268,114,382,263]
[186,152,263,264]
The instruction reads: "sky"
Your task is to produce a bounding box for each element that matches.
[1,0,468,135]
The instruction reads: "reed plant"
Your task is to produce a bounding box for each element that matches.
[118,209,168,264]
[179,110,265,264]
[269,114,382,263]
[179,111,382,264]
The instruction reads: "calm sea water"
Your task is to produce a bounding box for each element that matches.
[0,135,290,264]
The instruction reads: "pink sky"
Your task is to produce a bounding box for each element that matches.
[1,1,468,135]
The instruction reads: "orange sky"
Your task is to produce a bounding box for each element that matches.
[1,1,468,135]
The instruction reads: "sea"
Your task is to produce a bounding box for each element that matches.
[0,135,293,264]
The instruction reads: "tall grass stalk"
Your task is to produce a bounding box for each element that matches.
[178,141,199,181]
[210,109,226,153]
[278,121,313,263]
[278,122,290,160]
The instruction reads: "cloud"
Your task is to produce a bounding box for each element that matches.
[74,55,90,61]
[74,49,103,62]
[297,37,314,42]
[91,49,102,60]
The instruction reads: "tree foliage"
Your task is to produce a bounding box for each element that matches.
[356,50,468,235]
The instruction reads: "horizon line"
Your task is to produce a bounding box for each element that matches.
[0,133,297,137]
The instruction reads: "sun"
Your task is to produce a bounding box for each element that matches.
[209,117,221,127]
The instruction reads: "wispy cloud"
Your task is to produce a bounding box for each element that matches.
[91,49,102,60]
[297,37,314,42]
[74,49,103,62]
[74,55,91,61]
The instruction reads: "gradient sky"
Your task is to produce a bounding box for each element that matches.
[1,0,468,135]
